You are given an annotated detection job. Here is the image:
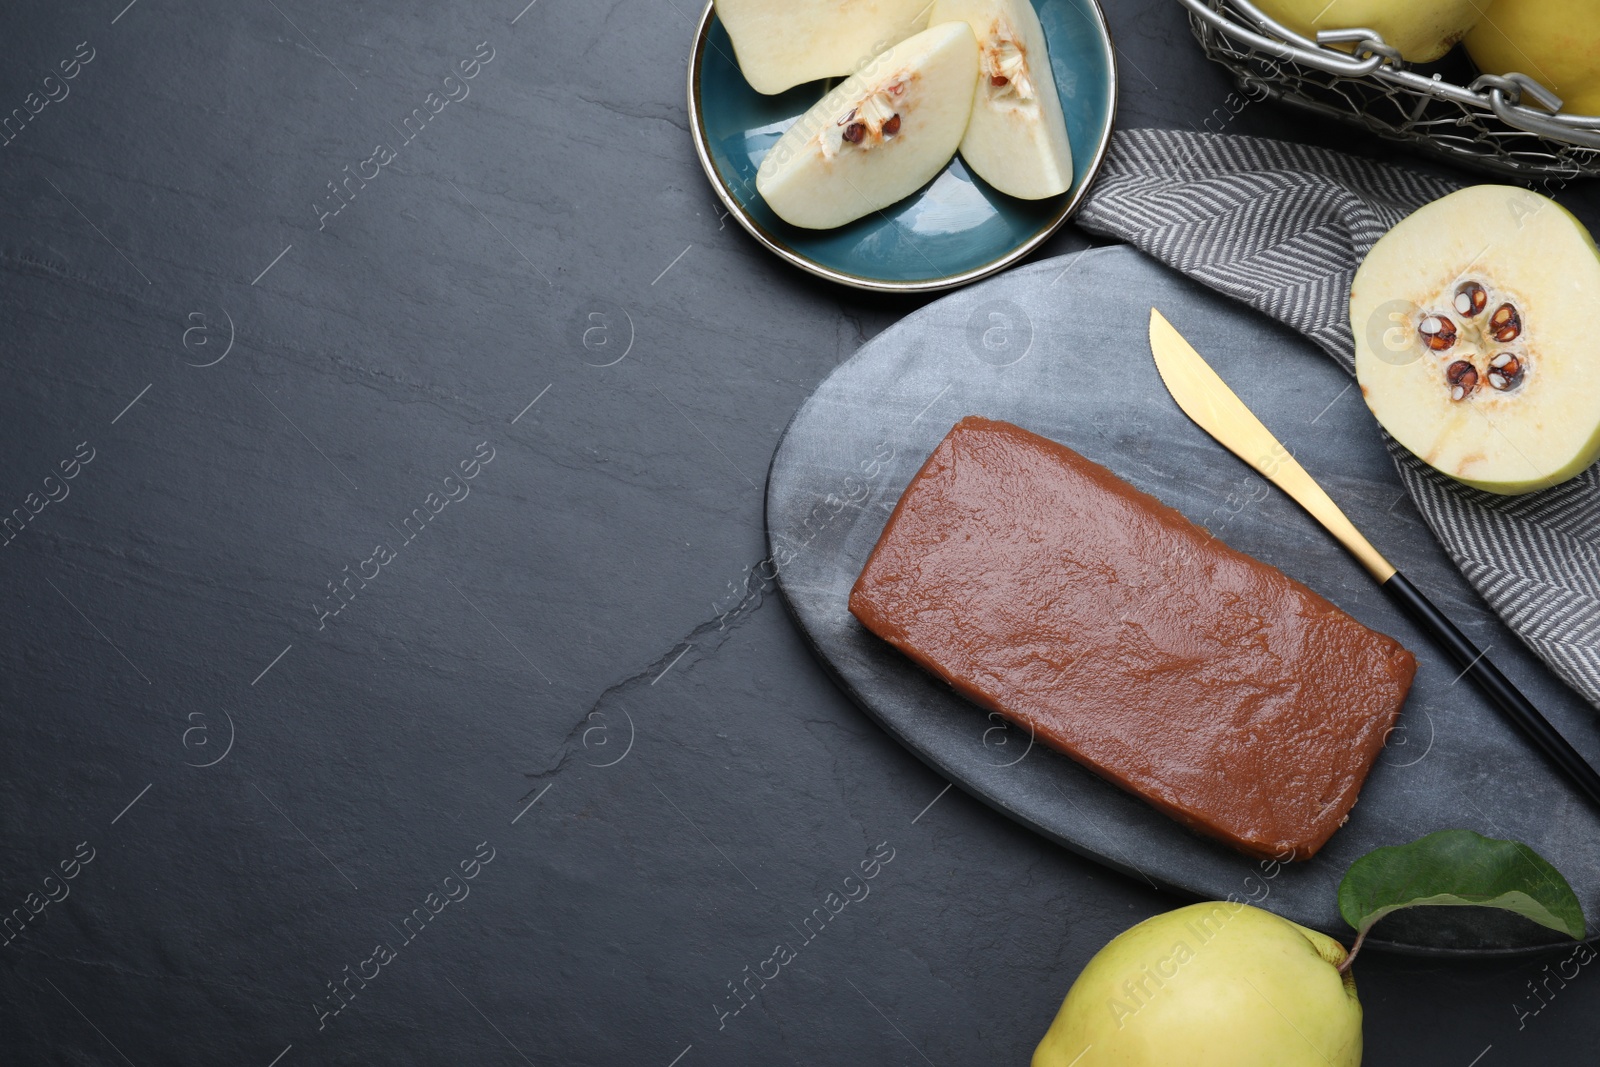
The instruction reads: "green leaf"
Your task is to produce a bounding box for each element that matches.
[1338,829,1586,941]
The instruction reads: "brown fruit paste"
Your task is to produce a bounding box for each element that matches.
[849,417,1416,860]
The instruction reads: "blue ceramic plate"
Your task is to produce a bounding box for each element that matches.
[687,0,1118,293]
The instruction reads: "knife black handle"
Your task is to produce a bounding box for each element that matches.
[1382,570,1600,810]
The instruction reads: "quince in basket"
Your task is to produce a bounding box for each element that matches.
[1249,0,1483,63]
[1467,0,1600,117]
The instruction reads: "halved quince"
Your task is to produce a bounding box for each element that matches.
[930,0,1073,199]
[756,22,978,230]
[1352,185,1600,495]
[715,0,933,95]
[1466,0,1600,117]
[1250,0,1484,62]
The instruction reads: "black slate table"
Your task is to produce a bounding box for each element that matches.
[0,2,1593,1064]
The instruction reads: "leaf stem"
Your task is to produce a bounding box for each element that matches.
[1337,927,1370,975]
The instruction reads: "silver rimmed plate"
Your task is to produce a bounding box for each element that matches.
[687,0,1118,293]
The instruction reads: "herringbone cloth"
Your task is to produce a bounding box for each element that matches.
[1076,128,1600,711]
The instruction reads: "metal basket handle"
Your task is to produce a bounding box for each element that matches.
[1174,0,1600,151]
[1177,0,1384,76]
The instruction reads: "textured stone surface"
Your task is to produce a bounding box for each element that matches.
[0,0,1594,1063]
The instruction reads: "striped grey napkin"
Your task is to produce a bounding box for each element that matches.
[1074,128,1600,711]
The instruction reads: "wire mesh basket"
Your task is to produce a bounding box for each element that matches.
[1178,0,1600,180]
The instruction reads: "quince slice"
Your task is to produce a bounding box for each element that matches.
[931,0,1073,200]
[1352,185,1600,495]
[756,22,978,230]
[715,0,933,95]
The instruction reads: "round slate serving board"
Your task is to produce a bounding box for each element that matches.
[766,245,1600,955]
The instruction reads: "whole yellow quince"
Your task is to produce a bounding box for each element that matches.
[1251,0,1483,62]
[1033,902,1362,1067]
[1467,0,1600,116]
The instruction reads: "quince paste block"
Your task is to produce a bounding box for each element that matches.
[849,417,1417,860]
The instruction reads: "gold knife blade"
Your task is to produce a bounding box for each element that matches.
[1147,308,1396,583]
